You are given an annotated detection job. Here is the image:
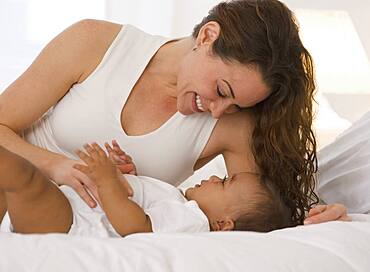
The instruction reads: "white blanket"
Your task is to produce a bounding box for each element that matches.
[1,216,370,272]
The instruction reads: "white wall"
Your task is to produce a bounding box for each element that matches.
[106,0,174,37]
[0,0,106,91]
[283,0,370,61]
[104,0,370,62]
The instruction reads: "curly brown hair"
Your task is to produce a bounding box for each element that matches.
[192,0,318,224]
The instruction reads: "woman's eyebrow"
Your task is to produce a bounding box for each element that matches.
[222,79,236,99]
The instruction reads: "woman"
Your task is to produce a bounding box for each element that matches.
[0,0,346,225]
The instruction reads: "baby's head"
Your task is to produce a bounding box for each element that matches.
[185,172,293,232]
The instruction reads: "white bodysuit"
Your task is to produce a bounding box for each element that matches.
[63,174,210,236]
[22,24,217,186]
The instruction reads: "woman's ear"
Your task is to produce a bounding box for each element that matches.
[195,21,221,48]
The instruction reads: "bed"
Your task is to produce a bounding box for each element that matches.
[1,215,370,272]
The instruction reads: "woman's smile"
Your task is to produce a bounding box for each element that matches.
[196,94,205,111]
[191,93,204,113]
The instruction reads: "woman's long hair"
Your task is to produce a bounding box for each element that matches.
[192,0,319,224]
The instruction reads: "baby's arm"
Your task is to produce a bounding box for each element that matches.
[74,143,152,236]
[105,140,137,175]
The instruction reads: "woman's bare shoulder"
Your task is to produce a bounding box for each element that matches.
[76,18,122,30]
[69,19,123,82]
[63,19,123,51]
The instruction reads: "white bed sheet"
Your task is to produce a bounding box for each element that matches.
[1,216,370,272]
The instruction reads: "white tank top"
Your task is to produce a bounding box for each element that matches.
[23,24,217,186]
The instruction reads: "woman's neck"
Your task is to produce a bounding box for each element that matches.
[146,36,195,98]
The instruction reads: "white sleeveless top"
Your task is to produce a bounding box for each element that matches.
[22,24,217,186]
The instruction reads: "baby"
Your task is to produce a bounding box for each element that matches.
[0,143,292,237]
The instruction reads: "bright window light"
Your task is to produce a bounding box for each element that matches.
[295,9,370,94]
[293,9,370,146]
[27,0,106,44]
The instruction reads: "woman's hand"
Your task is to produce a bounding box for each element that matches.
[49,154,99,208]
[304,203,351,225]
[104,140,137,175]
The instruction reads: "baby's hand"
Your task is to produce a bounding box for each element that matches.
[104,140,137,175]
[74,143,118,188]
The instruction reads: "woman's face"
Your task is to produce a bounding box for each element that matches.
[176,45,270,118]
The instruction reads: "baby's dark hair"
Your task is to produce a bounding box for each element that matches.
[234,175,295,232]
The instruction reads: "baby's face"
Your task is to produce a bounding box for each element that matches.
[185,172,258,218]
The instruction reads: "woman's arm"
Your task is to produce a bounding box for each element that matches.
[74,143,152,236]
[202,110,350,224]
[0,19,122,206]
[0,20,88,171]
[304,204,350,224]
[197,109,258,175]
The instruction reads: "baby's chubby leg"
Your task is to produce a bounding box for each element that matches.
[0,146,72,234]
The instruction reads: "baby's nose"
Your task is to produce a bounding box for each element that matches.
[209,176,221,182]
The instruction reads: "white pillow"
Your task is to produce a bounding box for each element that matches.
[317,111,370,214]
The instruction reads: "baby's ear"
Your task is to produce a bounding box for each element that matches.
[211,219,234,231]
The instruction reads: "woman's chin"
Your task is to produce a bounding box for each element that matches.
[178,107,193,116]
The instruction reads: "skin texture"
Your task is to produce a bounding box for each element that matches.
[304,204,351,224]
[0,186,7,222]
[0,19,348,223]
[0,145,73,234]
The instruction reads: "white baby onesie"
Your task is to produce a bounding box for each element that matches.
[61,174,210,237]
[1,175,209,237]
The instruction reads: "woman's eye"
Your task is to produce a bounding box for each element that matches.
[217,85,226,98]
[225,104,242,114]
